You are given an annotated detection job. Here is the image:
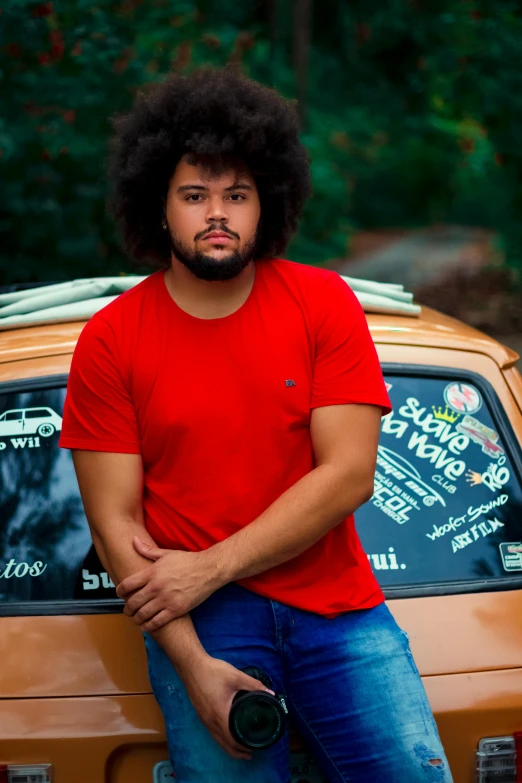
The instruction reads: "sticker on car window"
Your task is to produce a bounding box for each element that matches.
[456,415,504,459]
[465,457,510,492]
[372,444,446,524]
[499,542,522,572]
[0,559,48,580]
[444,382,482,415]
[356,375,522,587]
[82,568,115,591]
[366,546,407,572]
[385,397,469,482]
[0,406,62,450]
[425,494,509,542]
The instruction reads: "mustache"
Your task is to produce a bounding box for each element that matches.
[195,225,240,241]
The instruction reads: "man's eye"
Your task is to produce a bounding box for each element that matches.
[229,193,246,201]
[186,194,203,202]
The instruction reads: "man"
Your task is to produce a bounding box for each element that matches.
[60,67,452,782]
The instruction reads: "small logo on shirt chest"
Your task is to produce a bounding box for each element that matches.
[285,379,296,387]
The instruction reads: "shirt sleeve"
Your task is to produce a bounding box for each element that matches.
[310,272,392,414]
[59,314,141,453]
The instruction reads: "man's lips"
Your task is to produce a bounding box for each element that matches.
[202,232,235,241]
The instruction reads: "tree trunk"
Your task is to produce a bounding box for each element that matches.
[293,0,312,129]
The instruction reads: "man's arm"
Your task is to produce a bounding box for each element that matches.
[72,450,205,664]
[206,402,381,579]
[121,403,381,622]
[72,449,271,760]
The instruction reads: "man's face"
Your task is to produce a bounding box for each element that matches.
[164,157,261,281]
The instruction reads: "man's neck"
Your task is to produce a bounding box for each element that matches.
[164,259,256,320]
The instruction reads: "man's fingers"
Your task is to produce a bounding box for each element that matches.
[140,608,176,633]
[229,741,252,760]
[133,537,169,561]
[230,739,252,759]
[215,715,252,759]
[228,746,252,760]
[116,568,150,598]
[238,674,274,696]
[219,734,251,760]
[132,598,163,625]
[123,585,154,615]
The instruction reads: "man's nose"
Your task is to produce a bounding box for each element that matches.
[206,196,228,223]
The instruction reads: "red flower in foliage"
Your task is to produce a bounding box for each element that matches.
[113,47,135,73]
[37,30,64,66]
[459,138,475,154]
[32,2,53,17]
[71,41,82,57]
[6,42,22,58]
[63,110,76,123]
[356,23,372,44]
[49,30,64,61]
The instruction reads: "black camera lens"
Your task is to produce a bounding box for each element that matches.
[229,667,288,750]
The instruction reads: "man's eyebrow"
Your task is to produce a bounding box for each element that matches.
[176,183,253,193]
[224,183,253,192]
[177,184,207,192]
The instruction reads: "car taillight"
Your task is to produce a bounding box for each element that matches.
[477,734,522,782]
[0,765,53,783]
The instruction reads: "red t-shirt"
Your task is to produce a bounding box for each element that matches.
[60,259,391,616]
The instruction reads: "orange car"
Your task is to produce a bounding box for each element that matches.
[0,294,521,783]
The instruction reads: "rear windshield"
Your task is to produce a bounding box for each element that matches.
[0,385,116,604]
[0,371,521,609]
[356,374,522,587]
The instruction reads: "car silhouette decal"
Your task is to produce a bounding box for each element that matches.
[372,445,447,525]
[0,406,63,443]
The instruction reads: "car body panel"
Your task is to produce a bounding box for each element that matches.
[504,364,522,414]
[0,353,72,382]
[0,323,83,365]
[370,307,519,368]
[0,590,521,702]
[1,669,520,783]
[0,694,165,781]
[0,615,150,699]
[0,308,521,782]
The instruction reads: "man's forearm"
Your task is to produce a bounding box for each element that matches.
[208,463,373,584]
[92,518,208,674]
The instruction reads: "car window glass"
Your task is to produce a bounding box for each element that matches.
[0,386,117,603]
[24,408,51,418]
[3,411,23,421]
[356,375,522,587]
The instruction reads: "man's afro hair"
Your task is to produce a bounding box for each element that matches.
[109,67,312,267]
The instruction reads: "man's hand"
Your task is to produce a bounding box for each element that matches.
[180,655,274,760]
[116,537,222,632]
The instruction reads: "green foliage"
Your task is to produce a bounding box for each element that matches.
[1,0,522,281]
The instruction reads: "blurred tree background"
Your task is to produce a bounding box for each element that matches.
[1,0,522,286]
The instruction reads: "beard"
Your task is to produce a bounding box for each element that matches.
[167,227,258,282]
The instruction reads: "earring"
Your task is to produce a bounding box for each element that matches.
[161,219,168,231]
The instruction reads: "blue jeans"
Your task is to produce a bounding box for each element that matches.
[144,583,452,783]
